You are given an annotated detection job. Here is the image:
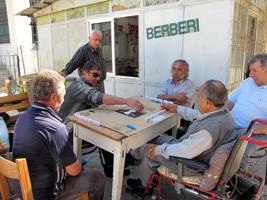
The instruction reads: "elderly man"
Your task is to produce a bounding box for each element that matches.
[59,29,106,93]
[12,70,105,200]
[57,61,144,177]
[158,59,196,108]
[225,54,267,171]
[127,80,237,195]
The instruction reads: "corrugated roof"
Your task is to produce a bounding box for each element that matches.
[16,0,58,17]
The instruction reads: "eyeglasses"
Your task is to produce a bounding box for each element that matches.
[88,72,101,78]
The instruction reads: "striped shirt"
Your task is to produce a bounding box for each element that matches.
[62,43,106,81]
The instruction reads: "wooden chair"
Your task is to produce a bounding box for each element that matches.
[0,156,33,200]
[0,156,89,200]
[74,192,89,200]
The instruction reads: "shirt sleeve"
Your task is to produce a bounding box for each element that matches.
[177,106,201,121]
[154,130,212,159]
[228,78,247,104]
[158,80,169,95]
[62,46,86,75]
[49,126,77,169]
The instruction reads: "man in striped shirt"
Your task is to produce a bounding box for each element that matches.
[59,29,106,93]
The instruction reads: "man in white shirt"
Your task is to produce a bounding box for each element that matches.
[224,54,267,171]
[127,80,237,195]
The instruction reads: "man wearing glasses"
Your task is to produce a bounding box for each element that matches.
[57,61,144,176]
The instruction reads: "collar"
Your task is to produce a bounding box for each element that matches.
[32,102,63,122]
[87,43,100,53]
[171,79,185,86]
[196,108,226,121]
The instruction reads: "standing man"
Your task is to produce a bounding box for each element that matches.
[57,61,144,177]
[127,80,237,195]
[158,59,196,108]
[59,29,106,93]
[12,70,105,200]
[224,54,267,171]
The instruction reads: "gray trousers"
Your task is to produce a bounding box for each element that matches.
[137,136,203,187]
[54,169,105,200]
[240,134,267,171]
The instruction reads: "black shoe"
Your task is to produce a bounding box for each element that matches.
[104,167,130,177]
[127,178,153,195]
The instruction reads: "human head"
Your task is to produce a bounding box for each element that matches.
[33,70,65,112]
[89,29,103,50]
[197,79,227,113]
[248,54,267,86]
[82,61,102,86]
[171,60,189,84]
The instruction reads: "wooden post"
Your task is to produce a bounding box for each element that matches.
[4,80,12,96]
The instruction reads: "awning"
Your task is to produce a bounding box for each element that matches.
[16,0,58,17]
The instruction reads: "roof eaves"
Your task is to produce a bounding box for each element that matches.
[16,0,58,17]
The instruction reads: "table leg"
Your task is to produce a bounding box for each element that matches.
[112,143,126,200]
[73,124,82,162]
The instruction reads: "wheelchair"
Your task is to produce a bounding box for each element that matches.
[145,119,267,200]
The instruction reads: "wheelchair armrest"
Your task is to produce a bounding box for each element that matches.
[240,136,267,147]
[170,156,210,170]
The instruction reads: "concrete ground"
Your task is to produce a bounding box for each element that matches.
[82,145,267,200]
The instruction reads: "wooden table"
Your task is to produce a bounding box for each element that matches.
[68,96,178,200]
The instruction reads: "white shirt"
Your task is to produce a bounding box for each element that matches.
[158,79,196,108]
[229,77,267,129]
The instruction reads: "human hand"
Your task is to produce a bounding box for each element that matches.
[126,99,144,111]
[147,144,158,159]
[173,93,188,105]
[160,103,178,113]
[58,72,67,77]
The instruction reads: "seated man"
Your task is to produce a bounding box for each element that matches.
[127,79,237,195]
[224,54,267,171]
[157,59,196,108]
[158,59,196,136]
[57,61,144,177]
[12,70,105,200]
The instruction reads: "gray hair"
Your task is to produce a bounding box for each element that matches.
[33,70,65,101]
[83,61,101,73]
[202,79,227,107]
[91,29,102,36]
[171,59,190,80]
[248,54,267,69]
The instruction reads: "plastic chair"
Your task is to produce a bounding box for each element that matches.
[145,119,267,200]
[0,156,33,200]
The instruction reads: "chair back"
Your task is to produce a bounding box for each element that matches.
[0,156,33,200]
[219,120,255,184]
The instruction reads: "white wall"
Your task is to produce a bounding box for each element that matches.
[0,0,39,76]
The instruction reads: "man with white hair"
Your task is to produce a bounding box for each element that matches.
[60,29,106,93]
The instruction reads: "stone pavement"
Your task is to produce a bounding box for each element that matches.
[83,145,267,200]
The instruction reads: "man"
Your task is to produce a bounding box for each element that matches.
[12,70,105,200]
[59,29,106,93]
[158,59,196,108]
[127,80,237,195]
[224,54,267,171]
[57,61,144,177]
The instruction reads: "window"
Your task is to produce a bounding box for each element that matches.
[30,0,39,43]
[91,15,139,77]
[0,0,10,43]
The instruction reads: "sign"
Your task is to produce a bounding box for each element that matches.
[146,18,200,40]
